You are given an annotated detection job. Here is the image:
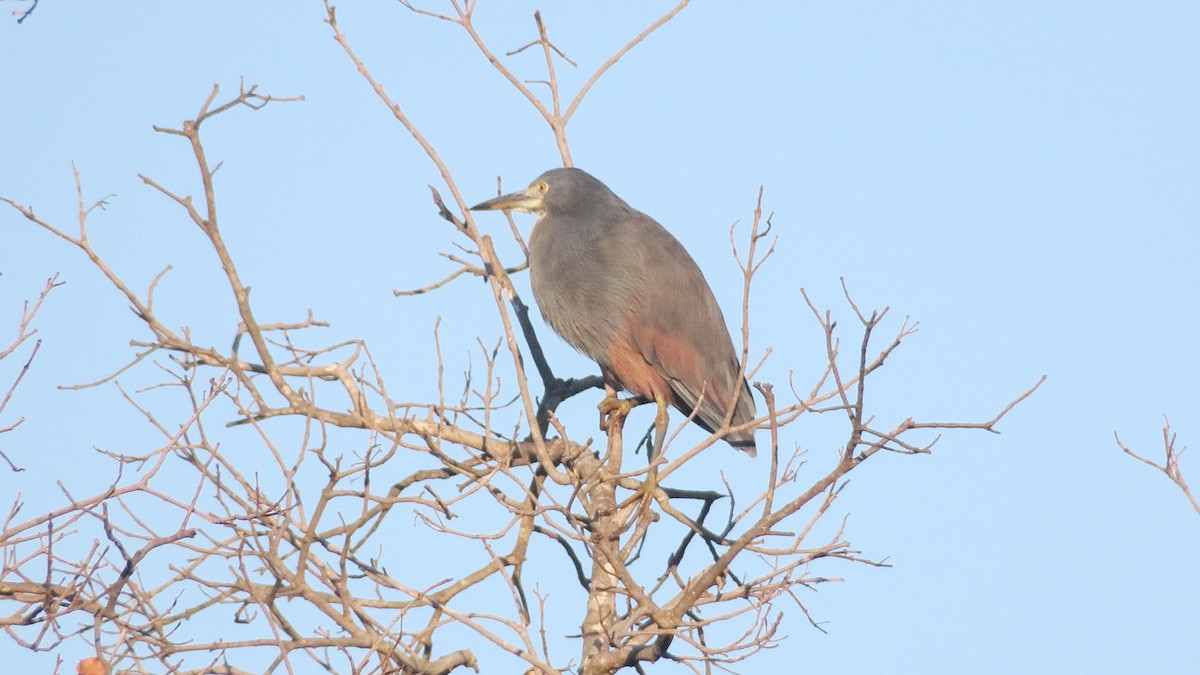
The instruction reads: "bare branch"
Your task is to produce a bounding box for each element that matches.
[1118,419,1200,517]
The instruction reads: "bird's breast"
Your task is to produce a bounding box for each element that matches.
[528,223,642,364]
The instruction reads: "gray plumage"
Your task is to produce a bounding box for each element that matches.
[472,167,756,454]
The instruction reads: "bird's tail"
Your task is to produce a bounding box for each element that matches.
[672,376,758,456]
[725,379,757,456]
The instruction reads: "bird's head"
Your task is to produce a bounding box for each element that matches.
[470,168,614,217]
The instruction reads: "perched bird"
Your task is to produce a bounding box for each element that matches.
[472,167,756,455]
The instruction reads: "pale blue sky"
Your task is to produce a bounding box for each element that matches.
[2,2,1198,673]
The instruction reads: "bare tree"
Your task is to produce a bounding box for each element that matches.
[1,4,1041,674]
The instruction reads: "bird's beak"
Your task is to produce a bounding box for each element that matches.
[470,186,545,214]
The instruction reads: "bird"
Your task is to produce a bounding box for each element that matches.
[471,167,756,456]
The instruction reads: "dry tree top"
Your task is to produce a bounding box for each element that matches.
[1,3,1042,674]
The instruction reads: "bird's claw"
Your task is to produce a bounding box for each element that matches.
[598,394,639,432]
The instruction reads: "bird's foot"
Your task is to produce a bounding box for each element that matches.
[598,393,640,432]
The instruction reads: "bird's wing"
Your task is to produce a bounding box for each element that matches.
[617,213,756,446]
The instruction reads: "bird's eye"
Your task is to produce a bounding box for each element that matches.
[537,182,548,193]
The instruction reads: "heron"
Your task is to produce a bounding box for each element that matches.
[471,167,756,457]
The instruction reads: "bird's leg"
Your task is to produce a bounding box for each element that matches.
[638,394,668,506]
[649,394,669,462]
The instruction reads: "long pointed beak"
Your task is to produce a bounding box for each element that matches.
[470,186,545,214]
